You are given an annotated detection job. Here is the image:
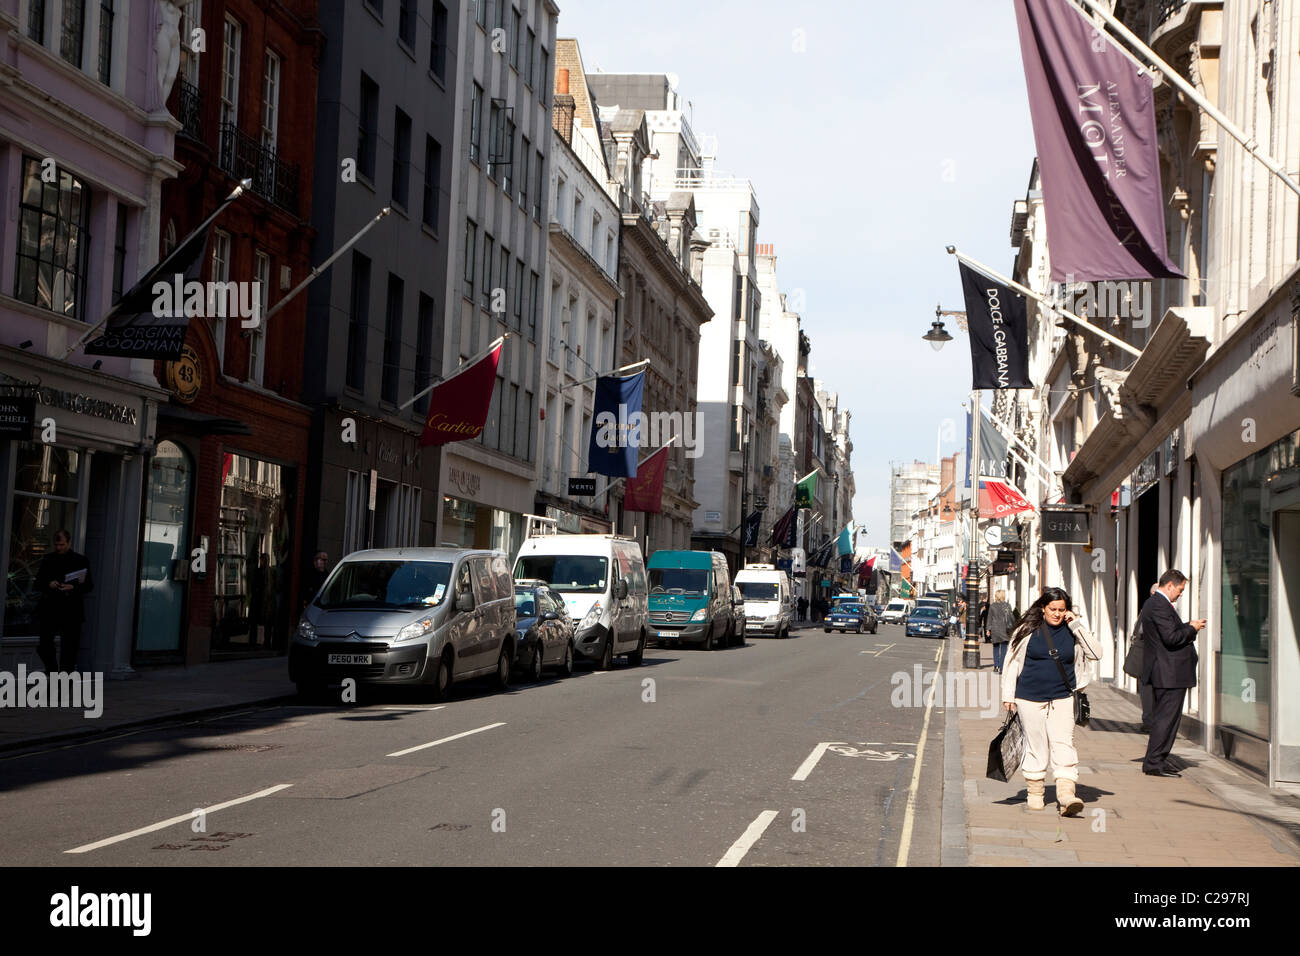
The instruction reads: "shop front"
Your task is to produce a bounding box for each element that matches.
[0,347,163,677]
[438,448,534,562]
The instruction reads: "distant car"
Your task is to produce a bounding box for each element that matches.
[880,599,913,624]
[513,581,575,680]
[905,606,948,638]
[825,601,877,634]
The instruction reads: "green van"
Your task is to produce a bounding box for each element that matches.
[646,550,739,650]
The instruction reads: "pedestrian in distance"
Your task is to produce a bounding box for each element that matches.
[1139,570,1206,777]
[978,599,990,640]
[986,589,1015,673]
[35,529,94,672]
[301,550,331,614]
[1122,583,1160,732]
[1001,586,1102,816]
[797,595,808,623]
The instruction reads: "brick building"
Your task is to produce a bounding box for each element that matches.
[148,0,321,663]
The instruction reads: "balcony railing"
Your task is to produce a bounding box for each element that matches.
[1156,0,1186,27]
[177,78,202,141]
[218,122,300,215]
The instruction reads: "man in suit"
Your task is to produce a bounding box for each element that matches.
[1139,569,1206,777]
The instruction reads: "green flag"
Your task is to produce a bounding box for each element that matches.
[795,470,818,509]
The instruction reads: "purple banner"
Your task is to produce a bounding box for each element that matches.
[1014,0,1183,282]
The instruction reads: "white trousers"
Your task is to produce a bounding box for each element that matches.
[1015,696,1078,782]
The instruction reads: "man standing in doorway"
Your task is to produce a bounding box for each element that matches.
[35,530,94,672]
[1139,569,1206,777]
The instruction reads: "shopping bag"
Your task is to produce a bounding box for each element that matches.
[985,711,1025,782]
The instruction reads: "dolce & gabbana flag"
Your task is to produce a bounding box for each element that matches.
[1014,0,1182,282]
[959,263,1032,390]
[418,338,504,446]
[587,371,646,478]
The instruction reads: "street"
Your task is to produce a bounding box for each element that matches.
[0,626,945,867]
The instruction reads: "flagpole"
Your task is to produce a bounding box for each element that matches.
[1072,0,1300,200]
[63,178,254,359]
[980,408,1055,487]
[948,246,1143,358]
[964,390,982,667]
[266,206,393,323]
[400,333,509,411]
[559,358,650,391]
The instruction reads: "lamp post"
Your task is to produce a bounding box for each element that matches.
[923,306,983,669]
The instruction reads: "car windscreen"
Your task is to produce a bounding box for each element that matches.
[514,589,538,618]
[515,555,608,593]
[316,561,451,610]
[886,602,908,611]
[649,568,707,595]
[738,582,779,601]
[834,604,863,614]
[911,607,942,619]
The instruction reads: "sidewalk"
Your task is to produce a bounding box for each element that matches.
[0,657,295,753]
[947,637,1300,866]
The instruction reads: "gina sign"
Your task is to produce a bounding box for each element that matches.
[1041,506,1090,544]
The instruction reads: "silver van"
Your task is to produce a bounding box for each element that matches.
[289,548,516,701]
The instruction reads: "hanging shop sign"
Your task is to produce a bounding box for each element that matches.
[0,396,36,438]
[1041,505,1091,544]
[568,477,597,496]
[165,345,202,404]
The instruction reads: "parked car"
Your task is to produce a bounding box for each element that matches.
[824,600,877,634]
[734,564,794,639]
[514,533,649,668]
[289,548,516,701]
[905,605,948,638]
[646,549,738,649]
[880,599,913,624]
[512,580,575,680]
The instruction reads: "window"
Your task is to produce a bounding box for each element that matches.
[494,0,507,31]
[522,390,534,459]
[528,271,539,342]
[423,136,442,229]
[220,15,241,127]
[28,0,45,43]
[358,73,379,181]
[519,136,530,208]
[501,118,515,195]
[513,260,524,330]
[97,0,115,84]
[180,1,202,88]
[511,8,522,69]
[503,383,519,456]
[15,158,91,321]
[209,229,231,366]
[591,212,601,255]
[486,99,501,180]
[606,232,616,274]
[730,406,741,451]
[555,175,566,228]
[733,274,743,321]
[482,234,495,308]
[111,205,128,304]
[538,47,548,105]
[475,0,487,28]
[392,108,411,208]
[525,28,535,88]
[469,83,483,164]
[364,0,383,18]
[415,293,436,414]
[250,251,270,384]
[60,0,85,68]
[261,52,280,150]
[497,245,509,318]
[347,252,371,390]
[533,149,543,220]
[430,1,448,80]
[463,219,477,293]
[731,339,742,386]
[382,274,404,403]
[398,0,415,47]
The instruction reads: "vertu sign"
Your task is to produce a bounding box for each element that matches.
[1041,506,1091,544]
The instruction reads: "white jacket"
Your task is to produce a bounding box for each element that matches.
[1000,616,1103,704]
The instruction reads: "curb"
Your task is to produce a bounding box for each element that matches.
[940,634,968,866]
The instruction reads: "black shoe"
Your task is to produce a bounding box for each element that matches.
[1143,768,1181,777]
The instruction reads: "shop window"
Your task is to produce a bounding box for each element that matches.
[15,157,91,321]
[5,442,81,637]
[136,441,192,655]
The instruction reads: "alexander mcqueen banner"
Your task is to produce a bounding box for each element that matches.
[85,222,212,360]
[959,263,1032,390]
[1014,0,1183,282]
[418,340,503,446]
[623,444,670,513]
[587,371,645,478]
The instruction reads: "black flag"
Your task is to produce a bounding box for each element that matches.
[958,262,1032,390]
[743,510,762,548]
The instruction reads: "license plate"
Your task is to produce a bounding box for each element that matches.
[657,631,677,639]
[327,654,372,665]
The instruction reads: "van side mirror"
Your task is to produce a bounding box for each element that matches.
[616,579,629,600]
[456,593,476,613]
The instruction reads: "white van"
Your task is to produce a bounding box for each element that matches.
[734,564,793,639]
[513,533,649,668]
[881,599,914,625]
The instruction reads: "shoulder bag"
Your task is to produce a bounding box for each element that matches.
[1039,624,1090,727]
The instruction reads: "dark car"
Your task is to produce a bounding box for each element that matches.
[905,606,948,638]
[825,601,877,634]
[513,581,575,680]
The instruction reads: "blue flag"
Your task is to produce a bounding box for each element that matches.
[587,371,645,477]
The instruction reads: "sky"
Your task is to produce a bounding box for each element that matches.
[555,0,1037,547]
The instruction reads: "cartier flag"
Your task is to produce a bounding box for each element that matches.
[418,339,503,446]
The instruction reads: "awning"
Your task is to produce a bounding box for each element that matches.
[157,404,252,435]
[979,480,1034,518]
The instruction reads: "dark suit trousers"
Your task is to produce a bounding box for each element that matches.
[38,616,83,672]
[1143,686,1186,771]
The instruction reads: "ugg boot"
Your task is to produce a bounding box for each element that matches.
[1056,777,1084,817]
[1026,778,1046,811]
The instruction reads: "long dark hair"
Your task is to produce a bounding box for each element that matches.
[1010,586,1072,651]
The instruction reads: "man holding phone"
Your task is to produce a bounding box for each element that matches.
[1138,569,1206,777]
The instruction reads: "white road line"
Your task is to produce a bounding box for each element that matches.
[896,638,945,867]
[377,705,447,711]
[791,742,838,781]
[716,810,779,867]
[65,784,293,854]
[386,721,506,757]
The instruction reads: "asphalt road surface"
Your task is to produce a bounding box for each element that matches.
[0,623,949,867]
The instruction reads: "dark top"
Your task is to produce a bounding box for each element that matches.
[35,550,94,623]
[1015,622,1076,701]
[1138,593,1198,688]
[986,601,1015,643]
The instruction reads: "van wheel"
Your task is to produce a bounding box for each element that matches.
[529,643,544,682]
[703,623,715,650]
[559,641,574,678]
[428,652,452,703]
[598,634,614,670]
[627,630,645,666]
[493,644,512,691]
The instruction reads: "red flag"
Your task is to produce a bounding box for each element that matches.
[419,340,503,447]
[623,444,670,513]
[979,480,1034,519]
